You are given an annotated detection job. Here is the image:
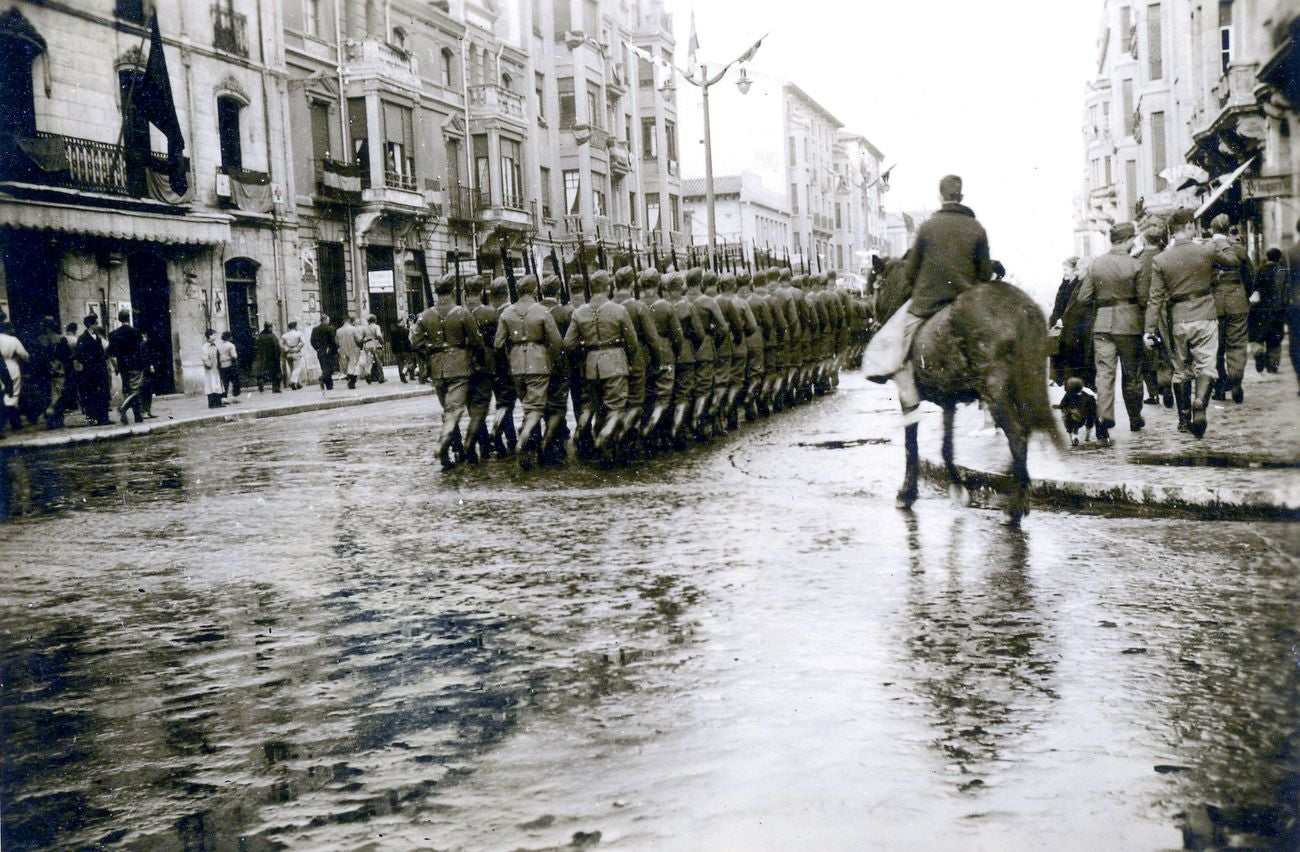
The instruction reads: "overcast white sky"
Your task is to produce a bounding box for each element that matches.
[665,0,1101,304]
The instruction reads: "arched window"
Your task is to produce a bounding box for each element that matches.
[0,9,45,141]
[440,47,454,88]
[216,95,243,170]
[501,71,512,91]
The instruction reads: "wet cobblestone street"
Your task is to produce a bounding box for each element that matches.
[1,377,1297,850]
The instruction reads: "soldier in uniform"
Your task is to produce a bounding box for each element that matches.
[1136,225,1173,406]
[487,277,519,456]
[566,284,587,447]
[639,268,682,444]
[703,270,738,433]
[412,274,485,469]
[718,272,757,429]
[736,270,767,421]
[685,267,729,439]
[1146,208,1221,438]
[1208,214,1253,403]
[563,269,640,455]
[495,274,563,469]
[614,265,663,450]
[539,274,574,463]
[466,275,499,462]
[667,272,705,447]
[1075,222,1146,440]
[772,267,801,410]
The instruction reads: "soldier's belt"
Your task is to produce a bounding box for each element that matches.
[1169,288,1212,305]
[1097,297,1138,308]
[588,342,625,350]
[428,343,465,352]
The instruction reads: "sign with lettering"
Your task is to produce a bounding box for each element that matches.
[1242,175,1292,200]
[367,269,395,293]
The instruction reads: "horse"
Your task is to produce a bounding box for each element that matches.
[870,257,1060,521]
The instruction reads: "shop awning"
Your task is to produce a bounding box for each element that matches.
[1195,155,1257,218]
[0,197,231,245]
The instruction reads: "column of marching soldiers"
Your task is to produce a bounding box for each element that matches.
[411,250,873,470]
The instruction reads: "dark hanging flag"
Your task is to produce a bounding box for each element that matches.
[135,15,187,194]
[501,244,518,303]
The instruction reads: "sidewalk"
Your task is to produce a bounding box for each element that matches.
[913,354,1300,520]
[0,366,432,451]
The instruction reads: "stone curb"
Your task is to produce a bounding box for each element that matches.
[917,455,1299,522]
[0,386,435,452]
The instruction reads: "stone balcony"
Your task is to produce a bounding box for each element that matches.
[468,85,525,127]
[342,38,420,93]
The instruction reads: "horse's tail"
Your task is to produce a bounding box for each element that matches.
[1002,288,1064,449]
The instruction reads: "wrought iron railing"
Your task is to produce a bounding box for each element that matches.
[446,184,476,220]
[384,169,417,191]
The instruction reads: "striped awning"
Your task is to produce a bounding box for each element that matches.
[0,197,231,245]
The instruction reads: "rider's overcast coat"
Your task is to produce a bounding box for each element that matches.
[902,202,994,319]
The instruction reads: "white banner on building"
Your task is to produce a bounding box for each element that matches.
[367,269,395,293]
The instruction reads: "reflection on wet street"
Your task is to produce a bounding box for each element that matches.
[2,378,1297,849]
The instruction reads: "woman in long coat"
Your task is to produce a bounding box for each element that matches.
[200,329,225,408]
[252,322,283,392]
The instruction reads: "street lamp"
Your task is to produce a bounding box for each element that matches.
[678,33,767,270]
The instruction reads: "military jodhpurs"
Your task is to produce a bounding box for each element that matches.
[468,370,494,419]
[513,373,550,415]
[589,374,628,414]
[1093,333,1143,426]
[545,364,570,417]
[1170,319,1218,385]
[1216,312,1248,389]
[435,376,470,417]
[626,358,647,407]
[673,362,697,403]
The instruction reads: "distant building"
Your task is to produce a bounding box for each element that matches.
[884,211,916,259]
[681,172,791,263]
[832,131,887,274]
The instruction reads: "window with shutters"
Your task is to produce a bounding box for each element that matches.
[669,194,680,231]
[646,195,660,231]
[592,171,606,217]
[1219,1,1233,73]
[1124,159,1138,215]
[441,48,455,88]
[641,118,657,158]
[473,134,490,204]
[540,166,553,219]
[588,90,601,128]
[536,73,546,121]
[383,102,415,189]
[310,101,332,163]
[1122,79,1134,135]
[1146,4,1162,80]
[1151,110,1166,189]
[500,137,523,209]
[554,0,571,37]
[1104,156,1112,187]
[347,97,368,185]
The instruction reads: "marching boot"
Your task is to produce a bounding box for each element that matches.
[1231,381,1244,404]
[1173,381,1192,433]
[1189,375,1213,439]
[448,427,467,463]
[438,441,456,471]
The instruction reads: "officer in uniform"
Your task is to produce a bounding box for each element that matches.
[1147,208,1221,438]
[1208,214,1253,403]
[563,269,640,454]
[639,268,683,444]
[1075,221,1146,440]
[539,274,574,462]
[412,274,485,469]
[495,274,563,469]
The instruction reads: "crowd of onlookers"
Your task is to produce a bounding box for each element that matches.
[1047,212,1299,443]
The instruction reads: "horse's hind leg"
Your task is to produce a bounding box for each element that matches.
[942,404,966,503]
[988,402,1031,523]
[897,422,919,510]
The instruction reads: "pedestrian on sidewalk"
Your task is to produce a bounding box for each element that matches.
[281,321,305,389]
[1076,222,1146,441]
[1147,208,1220,438]
[74,315,111,426]
[1249,248,1286,374]
[253,322,283,393]
[361,314,385,384]
[1285,219,1300,395]
[217,331,241,401]
[201,329,224,408]
[310,314,338,390]
[25,318,61,429]
[390,316,415,383]
[107,308,146,425]
[62,322,80,417]
[0,318,30,432]
[336,315,362,389]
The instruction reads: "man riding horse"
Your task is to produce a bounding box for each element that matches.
[887,174,993,421]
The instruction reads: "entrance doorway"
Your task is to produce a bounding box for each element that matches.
[224,257,259,373]
[365,245,397,340]
[126,251,175,394]
[317,242,347,325]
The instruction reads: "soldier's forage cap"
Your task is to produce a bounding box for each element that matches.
[718,272,736,290]
[663,271,683,292]
[779,267,793,281]
[638,268,661,287]
[518,274,538,294]
[614,266,636,288]
[702,269,719,288]
[1168,208,1195,228]
[490,277,510,298]
[685,266,703,289]
[1210,213,1232,233]
[590,269,613,290]
[737,270,751,285]
[1109,222,1135,243]
[433,276,456,295]
[541,275,561,296]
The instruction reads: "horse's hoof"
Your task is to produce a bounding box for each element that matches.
[895,491,916,510]
[1071,436,1080,446]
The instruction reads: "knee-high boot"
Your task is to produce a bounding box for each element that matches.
[1173,381,1191,433]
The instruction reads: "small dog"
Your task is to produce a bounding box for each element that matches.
[1057,376,1097,445]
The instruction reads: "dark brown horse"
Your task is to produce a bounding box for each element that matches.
[870,257,1059,521]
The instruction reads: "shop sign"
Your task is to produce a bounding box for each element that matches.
[1242,174,1292,200]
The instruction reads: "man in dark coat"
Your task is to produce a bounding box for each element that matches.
[253,322,283,393]
[892,174,992,420]
[310,314,338,390]
[107,308,146,424]
[1208,214,1253,402]
[75,314,112,425]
